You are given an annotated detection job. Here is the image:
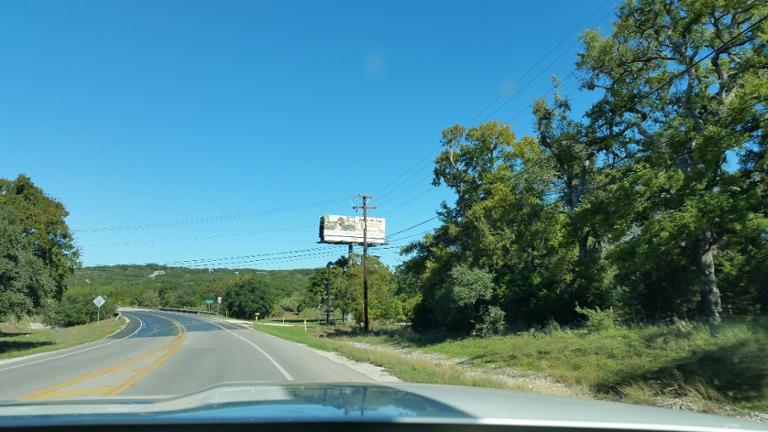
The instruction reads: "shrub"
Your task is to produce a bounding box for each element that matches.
[44,288,116,327]
[575,305,615,333]
[543,318,562,334]
[473,306,506,337]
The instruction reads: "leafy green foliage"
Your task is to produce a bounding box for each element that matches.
[0,208,55,321]
[575,305,614,333]
[223,278,278,320]
[473,306,506,337]
[43,287,116,327]
[402,0,767,332]
[305,255,398,325]
[576,0,767,321]
[0,175,79,300]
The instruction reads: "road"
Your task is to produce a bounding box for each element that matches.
[0,310,373,401]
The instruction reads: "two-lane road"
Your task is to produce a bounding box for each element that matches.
[0,310,374,401]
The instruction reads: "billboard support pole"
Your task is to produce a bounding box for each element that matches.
[354,194,376,332]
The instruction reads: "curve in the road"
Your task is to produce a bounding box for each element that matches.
[18,314,187,400]
[0,309,376,402]
[0,314,144,373]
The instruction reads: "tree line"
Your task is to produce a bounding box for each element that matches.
[393,0,767,334]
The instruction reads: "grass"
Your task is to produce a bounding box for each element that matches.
[0,317,126,361]
[255,323,516,389]
[255,317,768,416]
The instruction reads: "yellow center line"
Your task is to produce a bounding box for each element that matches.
[106,323,187,395]
[18,318,188,401]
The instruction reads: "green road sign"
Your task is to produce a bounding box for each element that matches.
[204,299,214,304]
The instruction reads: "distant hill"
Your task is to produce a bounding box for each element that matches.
[68,264,315,311]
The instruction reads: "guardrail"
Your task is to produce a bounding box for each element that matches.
[158,307,218,315]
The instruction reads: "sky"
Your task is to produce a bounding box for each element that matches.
[0,0,615,270]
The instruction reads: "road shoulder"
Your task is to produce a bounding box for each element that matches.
[217,317,399,383]
[0,316,130,367]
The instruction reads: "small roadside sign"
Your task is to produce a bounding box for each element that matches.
[93,296,106,322]
[204,299,215,304]
[217,296,222,304]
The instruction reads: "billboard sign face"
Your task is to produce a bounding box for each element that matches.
[319,215,386,245]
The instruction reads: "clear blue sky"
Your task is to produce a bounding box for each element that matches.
[0,0,614,270]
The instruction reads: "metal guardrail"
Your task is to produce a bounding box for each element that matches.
[157,307,218,315]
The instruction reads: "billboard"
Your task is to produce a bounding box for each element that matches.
[319,215,386,245]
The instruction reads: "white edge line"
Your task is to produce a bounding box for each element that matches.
[472,418,756,432]
[198,317,294,381]
[0,314,144,372]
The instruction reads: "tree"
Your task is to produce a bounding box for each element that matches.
[410,121,597,329]
[0,175,79,300]
[223,277,278,319]
[307,262,345,323]
[577,0,767,321]
[532,84,613,305]
[347,257,397,324]
[0,208,55,321]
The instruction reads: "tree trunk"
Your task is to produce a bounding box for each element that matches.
[698,231,722,323]
[577,235,588,262]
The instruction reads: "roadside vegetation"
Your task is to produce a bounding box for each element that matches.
[0,317,125,361]
[256,315,768,417]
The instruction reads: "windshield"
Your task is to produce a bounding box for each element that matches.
[1,0,767,426]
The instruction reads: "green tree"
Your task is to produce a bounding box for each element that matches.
[0,174,79,300]
[223,277,278,319]
[0,208,55,320]
[410,121,591,329]
[307,262,346,323]
[577,0,767,321]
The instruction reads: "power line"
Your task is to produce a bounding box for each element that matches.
[507,71,578,125]
[371,3,615,207]
[466,0,613,125]
[481,10,614,123]
[494,16,768,195]
[585,111,768,196]
[169,246,334,265]
[387,216,440,238]
[377,174,435,206]
[80,225,313,248]
[183,249,343,268]
[380,187,436,216]
[389,229,433,241]
[73,198,347,233]
[593,12,767,132]
[374,150,438,200]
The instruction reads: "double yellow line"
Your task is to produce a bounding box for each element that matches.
[19,319,188,401]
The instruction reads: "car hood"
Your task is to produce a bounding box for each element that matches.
[0,383,764,431]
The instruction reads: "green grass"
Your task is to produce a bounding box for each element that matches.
[255,317,768,415]
[0,317,126,361]
[255,323,519,389]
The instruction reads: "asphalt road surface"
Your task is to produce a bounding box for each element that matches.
[0,310,373,401]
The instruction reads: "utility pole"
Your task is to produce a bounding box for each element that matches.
[353,194,376,332]
[325,261,332,325]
